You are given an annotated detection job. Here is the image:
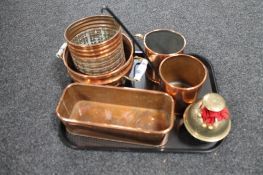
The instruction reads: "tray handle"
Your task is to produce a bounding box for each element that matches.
[56,43,67,60]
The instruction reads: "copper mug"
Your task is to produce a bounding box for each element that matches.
[135,29,186,83]
[159,54,208,115]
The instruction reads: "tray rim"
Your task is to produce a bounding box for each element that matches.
[57,51,224,153]
[59,122,224,153]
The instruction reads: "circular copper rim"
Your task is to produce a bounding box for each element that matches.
[159,54,208,91]
[64,15,121,48]
[143,29,186,56]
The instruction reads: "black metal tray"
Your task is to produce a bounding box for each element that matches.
[58,51,223,153]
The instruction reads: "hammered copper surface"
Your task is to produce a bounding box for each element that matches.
[159,54,207,114]
[136,29,186,83]
[56,83,174,146]
[60,34,134,86]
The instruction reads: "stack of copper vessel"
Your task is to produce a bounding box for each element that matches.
[56,12,231,148]
[64,15,125,76]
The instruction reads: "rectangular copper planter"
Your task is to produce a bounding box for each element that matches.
[56,83,175,146]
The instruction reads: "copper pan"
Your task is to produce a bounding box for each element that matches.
[56,83,175,146]
[57,34,134,86]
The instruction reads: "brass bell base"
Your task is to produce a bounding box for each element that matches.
[183,100,231,142]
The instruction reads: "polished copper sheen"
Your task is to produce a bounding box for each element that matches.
[135,29,186,83]
[159,54,208,114]
[64,15,125,75]
[59,34,134,86]
[56,83,175,146]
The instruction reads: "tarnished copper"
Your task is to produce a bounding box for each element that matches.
[135,29,186,83]
[56,83,175,146]
[64,15,125,75]
[59,34,134,86]
[159,54,208,114]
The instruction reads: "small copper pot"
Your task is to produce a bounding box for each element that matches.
[159,54,207,115]
[58,34,134,86]
[135,29,186,83]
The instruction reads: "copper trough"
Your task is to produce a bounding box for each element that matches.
[56,83,175,146]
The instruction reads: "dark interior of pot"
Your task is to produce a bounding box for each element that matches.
[145,30,185,54]
[160,55,206,87]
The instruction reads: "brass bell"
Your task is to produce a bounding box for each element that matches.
[183,93,231,142]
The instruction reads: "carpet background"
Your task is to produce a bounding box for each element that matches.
[0,0,262,174]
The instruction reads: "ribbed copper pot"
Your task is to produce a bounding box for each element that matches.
[64,15,125,75]
[60,34,134,86]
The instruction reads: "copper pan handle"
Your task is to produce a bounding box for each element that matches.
[56,43,67,60]
[101,6,163,81]
[100,6,155,69]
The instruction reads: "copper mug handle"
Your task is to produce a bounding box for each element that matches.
[134,33,162,85]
